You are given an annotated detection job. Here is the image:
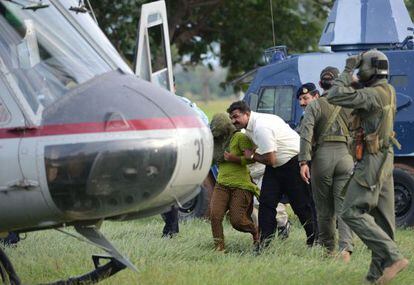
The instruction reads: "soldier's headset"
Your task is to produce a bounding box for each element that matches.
[371,57,389,76]
[357,51,389,76]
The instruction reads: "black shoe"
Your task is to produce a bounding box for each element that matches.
[162,231,178,238]
[0,232,20,246]
[277,221,291,240]
[253,236,273,256]
[364,276,378,284]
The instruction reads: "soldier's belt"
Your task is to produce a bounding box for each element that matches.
[319,135,348,144]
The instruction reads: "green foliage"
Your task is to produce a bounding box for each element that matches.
[90,0,414,86]
[406,0,414,18]
[5,218,414,284]
[90,0,330,81]
[175,66,233,100]
[193,98,235,120]
[216,0,327,79]
[90,0,146,62]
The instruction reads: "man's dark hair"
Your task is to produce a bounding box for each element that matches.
[227,100,251,114]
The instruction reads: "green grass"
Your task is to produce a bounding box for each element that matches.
[193,98,235,121]
[4,217,414,285]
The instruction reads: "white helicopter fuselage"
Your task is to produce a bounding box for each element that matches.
[0,0,213,234]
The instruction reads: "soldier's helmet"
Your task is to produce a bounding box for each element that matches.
[357,49,389,83]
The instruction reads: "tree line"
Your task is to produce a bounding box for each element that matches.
[90,0,414,94]
[91,0,331,80]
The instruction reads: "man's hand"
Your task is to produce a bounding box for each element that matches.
[224,151,238,162]
[243,149,254,160]
[345,54,362,72]
[300,164,311,184]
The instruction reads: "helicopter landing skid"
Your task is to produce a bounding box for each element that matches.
[45,254,126,285]
[0,246,127,285]
[0,225,136,285]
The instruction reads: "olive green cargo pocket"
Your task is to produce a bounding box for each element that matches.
[353,153,384,190]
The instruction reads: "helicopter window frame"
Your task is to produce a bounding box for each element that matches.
[148,23,169,90]
[0,0,120,126]
[0,56,42,126]
[134,1,174,92]
[257,85,295,122]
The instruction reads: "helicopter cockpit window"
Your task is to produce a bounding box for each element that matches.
[257,86,294,122]
[257,88,275,114]
[0,1,112,114]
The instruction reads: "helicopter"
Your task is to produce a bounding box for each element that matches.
[0,0,213,283]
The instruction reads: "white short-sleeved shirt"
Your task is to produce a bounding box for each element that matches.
[245,111,299,167]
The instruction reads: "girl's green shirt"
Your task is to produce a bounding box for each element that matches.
[216,132,260,197]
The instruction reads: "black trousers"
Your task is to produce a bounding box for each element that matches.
[259,155,316,246]
[161,206,179,237]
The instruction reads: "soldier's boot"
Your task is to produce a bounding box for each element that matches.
[376,258,409,285]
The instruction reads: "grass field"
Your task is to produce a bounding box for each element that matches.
[193,98,235,120]
[4,217,414,285]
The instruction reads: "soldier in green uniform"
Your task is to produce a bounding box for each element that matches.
[298,66,354,262]
[327,50,409,284]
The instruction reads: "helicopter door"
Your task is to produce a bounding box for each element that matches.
[134,0,174,93]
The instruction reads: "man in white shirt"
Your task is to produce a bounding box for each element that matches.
[227,101,316,251]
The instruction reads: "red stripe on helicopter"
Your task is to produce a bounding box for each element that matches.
[0,116,205,139]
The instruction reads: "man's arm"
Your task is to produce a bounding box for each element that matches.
[244,126,278,166]
[243,149,276,167]
[298,102,319,184]
[298,101,319,163]
[223,133,255,165]
[223,151,251,165]
[327,61,381,111]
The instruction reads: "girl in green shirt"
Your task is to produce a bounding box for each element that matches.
[210,113,259,251]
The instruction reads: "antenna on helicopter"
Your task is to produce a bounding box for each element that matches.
[69,0,98,24]
[269,0,276,47]
[69,0,88,13]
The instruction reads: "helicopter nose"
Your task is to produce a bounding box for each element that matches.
[41,71,212,220]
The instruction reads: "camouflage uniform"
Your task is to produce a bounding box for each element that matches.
[299,94,354,254]
[327,68,404,282]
